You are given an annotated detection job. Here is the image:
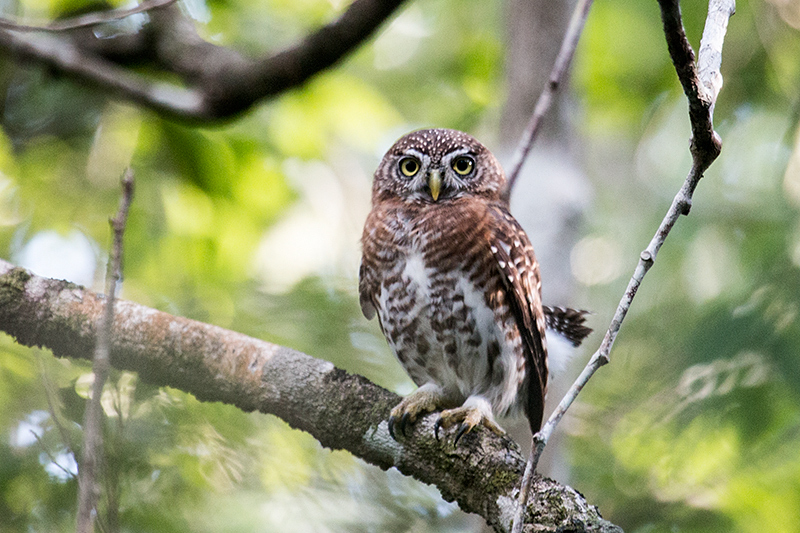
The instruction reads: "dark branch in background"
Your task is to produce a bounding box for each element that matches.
[76,171,134,533]
[0,0,177,32]
[0,28,206,117]
[0,0,408,121]
[0,260,621,533]
[510,3,735,529]
[503,0,594,200]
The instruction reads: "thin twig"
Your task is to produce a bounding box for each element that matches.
[503,0,594,200]
[0,0,177,33]
[0,29,206,118]
[513,1,734,530]
[76,169,135,533]
[37,352,76,454]
[30,430,78,480]
[508,1,596,531]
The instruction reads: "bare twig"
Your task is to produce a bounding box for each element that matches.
[514,1,734,530]
[76,170,135,533]
[503,0,594,200]
[508,1,596,530]
[0,0,177,33]
[518,1,735,510]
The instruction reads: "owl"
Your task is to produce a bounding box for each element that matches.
[359,128,588,443]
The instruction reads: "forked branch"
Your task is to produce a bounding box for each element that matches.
[512,0,735,530]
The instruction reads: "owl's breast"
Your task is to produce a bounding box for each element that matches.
[375,228,524,415]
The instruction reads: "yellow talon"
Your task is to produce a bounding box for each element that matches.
[388,383,447,439]
[434,396,504,444]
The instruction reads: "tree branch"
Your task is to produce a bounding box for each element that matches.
[0,0,408,121]
[525,0,735,476]
[206,0,409,118]
[0,259,621,533]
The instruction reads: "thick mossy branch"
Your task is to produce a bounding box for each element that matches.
[0,260,621,533]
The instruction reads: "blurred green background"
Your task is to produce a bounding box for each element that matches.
[1,0,799,531]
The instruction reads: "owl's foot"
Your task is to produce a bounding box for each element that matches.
[388,383,446,439]
[434,396,504,445]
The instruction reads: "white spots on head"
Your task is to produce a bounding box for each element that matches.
[377,128,509,200]
[392,129,483,163]
[490,245,498,254]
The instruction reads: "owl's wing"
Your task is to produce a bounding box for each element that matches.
[488,206,548,432]
[358,259,377,320]
[359,210,395,321]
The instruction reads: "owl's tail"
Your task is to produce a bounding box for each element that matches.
[542,306,592,347]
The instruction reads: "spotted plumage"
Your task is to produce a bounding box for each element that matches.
[360,128,588,441]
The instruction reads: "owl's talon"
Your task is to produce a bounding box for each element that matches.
[387,383,446,441]
[435,396,504,445]
[434,418,444,441]
[454,423,471,446]
[400,412,412,436]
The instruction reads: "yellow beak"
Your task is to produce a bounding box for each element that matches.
[428,169,442,201]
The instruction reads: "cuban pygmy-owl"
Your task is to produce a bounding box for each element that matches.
[359,128,589,442]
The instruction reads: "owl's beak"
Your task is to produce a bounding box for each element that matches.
[428,169,442,201]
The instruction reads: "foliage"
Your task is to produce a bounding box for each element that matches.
[0,0,799,531]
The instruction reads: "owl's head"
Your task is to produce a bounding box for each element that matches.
[373,129,506,204]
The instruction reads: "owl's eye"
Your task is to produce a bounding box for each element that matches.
[451,156,474,176]
[399,157,421,177]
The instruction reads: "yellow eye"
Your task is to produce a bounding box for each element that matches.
[451,156,474,176]
[399,157,421,177]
